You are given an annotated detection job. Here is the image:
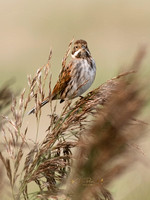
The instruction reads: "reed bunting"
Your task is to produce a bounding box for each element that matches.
[28,39,96,114]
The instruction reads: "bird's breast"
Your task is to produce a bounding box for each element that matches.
[71,58,96,97]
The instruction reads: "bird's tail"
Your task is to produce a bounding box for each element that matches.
[27,98,49,115]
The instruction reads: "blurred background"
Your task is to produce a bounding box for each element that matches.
[0,0,150,199]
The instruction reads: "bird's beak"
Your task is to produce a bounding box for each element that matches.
[81,46,86,50]
[82,46,91,56]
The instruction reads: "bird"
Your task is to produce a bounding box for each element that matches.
[28,39,96,115]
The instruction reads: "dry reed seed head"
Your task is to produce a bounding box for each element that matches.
[7,127,16,147]
[48,49,52,62]
[37,72,42,92]
[11,96,16,112]
[42,64,51,96]
[6,159,12,184]
[24,95,31,111]
[41,91,45,102]
[20,89,26,106]
[24,146,39,173]
[10,96,23,128]
[37,74,42,89]
[30,81,37,92]
[36,66,43,75]
[30,77,37,89]
[37,77,43,98]
[0,153,13,187]
[44,64,50,78]
[27,75,32,87]
[62,38,74,68]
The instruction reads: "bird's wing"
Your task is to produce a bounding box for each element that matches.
[51,61,72,100]
[28,62,73,115]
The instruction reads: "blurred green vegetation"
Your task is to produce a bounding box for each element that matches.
[0,0,150,199]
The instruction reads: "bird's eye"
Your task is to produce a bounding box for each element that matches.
[75,46,78,49]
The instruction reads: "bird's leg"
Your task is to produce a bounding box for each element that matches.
[79,95,84,99]
[60,99,64,103]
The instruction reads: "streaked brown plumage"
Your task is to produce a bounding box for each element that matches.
[28,39,96,115]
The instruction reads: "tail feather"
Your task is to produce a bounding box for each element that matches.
[28,98,49,115]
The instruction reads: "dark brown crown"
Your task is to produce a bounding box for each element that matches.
[71,39,91,58]
[74,39,88,46]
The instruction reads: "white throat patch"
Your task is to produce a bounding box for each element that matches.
[71,49,82,58]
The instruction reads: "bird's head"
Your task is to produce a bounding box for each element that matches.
[71,39,91,59]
